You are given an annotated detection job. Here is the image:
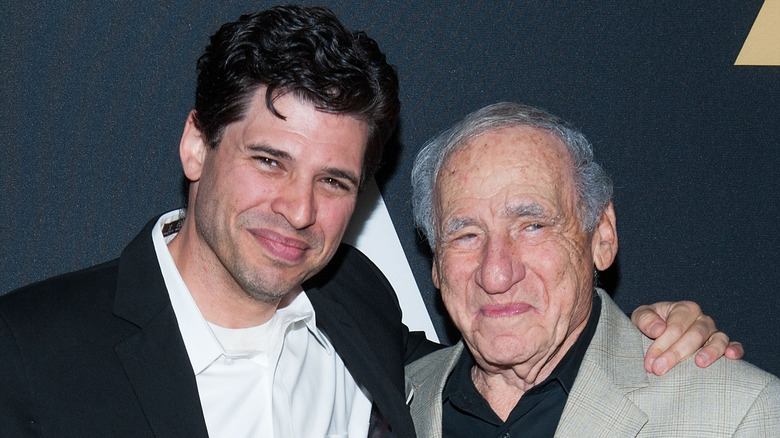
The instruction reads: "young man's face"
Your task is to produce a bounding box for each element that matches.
[184,88,368,303]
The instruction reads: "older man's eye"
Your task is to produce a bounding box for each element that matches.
[526,223,543,231]
[451,233,482,247]
[442,232,471,243]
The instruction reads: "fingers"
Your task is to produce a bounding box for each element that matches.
[635,300,743,375]
[631,303,671,339]
[645,301,712,376]
[632,302,673,373]
[694,330,729,368]
[726,342,744,360]
[644,318,697,376]
[694,333,744,367]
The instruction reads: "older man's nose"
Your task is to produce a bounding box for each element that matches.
[474,235,524,294]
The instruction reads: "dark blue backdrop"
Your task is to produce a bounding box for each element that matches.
[1,1,778,376]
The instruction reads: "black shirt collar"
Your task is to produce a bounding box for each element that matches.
[442,293,602,427]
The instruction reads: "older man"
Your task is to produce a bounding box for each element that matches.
[407,102,780,437]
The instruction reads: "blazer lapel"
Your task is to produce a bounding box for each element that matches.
[308,287,414,436]
[406,342,464,438]
[555,289,649,437]
[304,243,419,437]
[112,220,209,438]
[556,363,648,437]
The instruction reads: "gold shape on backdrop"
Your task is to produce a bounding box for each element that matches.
[735,0,780,65]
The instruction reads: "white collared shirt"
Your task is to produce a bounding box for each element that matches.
[151,210,372,437]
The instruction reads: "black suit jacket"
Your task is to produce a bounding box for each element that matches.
[0,217,439,437]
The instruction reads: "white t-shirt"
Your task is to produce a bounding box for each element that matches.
[151,210,372,437]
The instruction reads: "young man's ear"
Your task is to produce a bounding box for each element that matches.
[179,110,208,182]
[592,202,618,271]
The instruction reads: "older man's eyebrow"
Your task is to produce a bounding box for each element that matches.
[441,203,547,233]
[504,202,546,219]
[441,216,477,235]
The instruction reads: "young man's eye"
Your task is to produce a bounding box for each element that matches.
[322,177,348,191]
[256,156,279,167]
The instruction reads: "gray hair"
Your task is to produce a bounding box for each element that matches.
[411,102,613,250]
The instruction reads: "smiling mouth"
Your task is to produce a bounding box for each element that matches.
[480,303,537,318]
[249,229,311,264]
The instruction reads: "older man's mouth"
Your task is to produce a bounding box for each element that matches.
[480,303,537,318]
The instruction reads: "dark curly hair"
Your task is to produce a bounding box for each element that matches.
[192,5,400,188]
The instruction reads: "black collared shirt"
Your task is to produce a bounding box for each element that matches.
[441,294,602,438]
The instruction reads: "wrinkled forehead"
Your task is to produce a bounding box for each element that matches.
[430,126,583,239]
[435,126,575,196]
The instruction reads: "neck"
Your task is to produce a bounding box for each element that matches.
[470,316,590,421]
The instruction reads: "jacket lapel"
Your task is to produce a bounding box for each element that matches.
[406,342,463,438]
[112,219,209,438]
[408,290,651,437]
[304,243,420,437]
[308,286,414,436]
[555,289,649,437]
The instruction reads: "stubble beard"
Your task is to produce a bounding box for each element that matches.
[194,208,326,305]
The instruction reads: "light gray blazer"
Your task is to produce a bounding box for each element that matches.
[406,289,780,437]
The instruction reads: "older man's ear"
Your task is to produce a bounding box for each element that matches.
[431,257,440,289]
[591,202,618,271]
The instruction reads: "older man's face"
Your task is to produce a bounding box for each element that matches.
[432,126,612,374]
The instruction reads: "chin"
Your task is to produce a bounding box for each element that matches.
[479,333,546,363]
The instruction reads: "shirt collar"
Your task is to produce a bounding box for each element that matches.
[275,290,332,354]
[151,210,332,374]
[152,210,222,374]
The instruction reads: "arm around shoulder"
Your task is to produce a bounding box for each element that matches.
[332,244,442,363]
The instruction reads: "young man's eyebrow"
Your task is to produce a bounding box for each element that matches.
[247,143,360,187]
[246,144,293,161]
[323,167,360,188]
